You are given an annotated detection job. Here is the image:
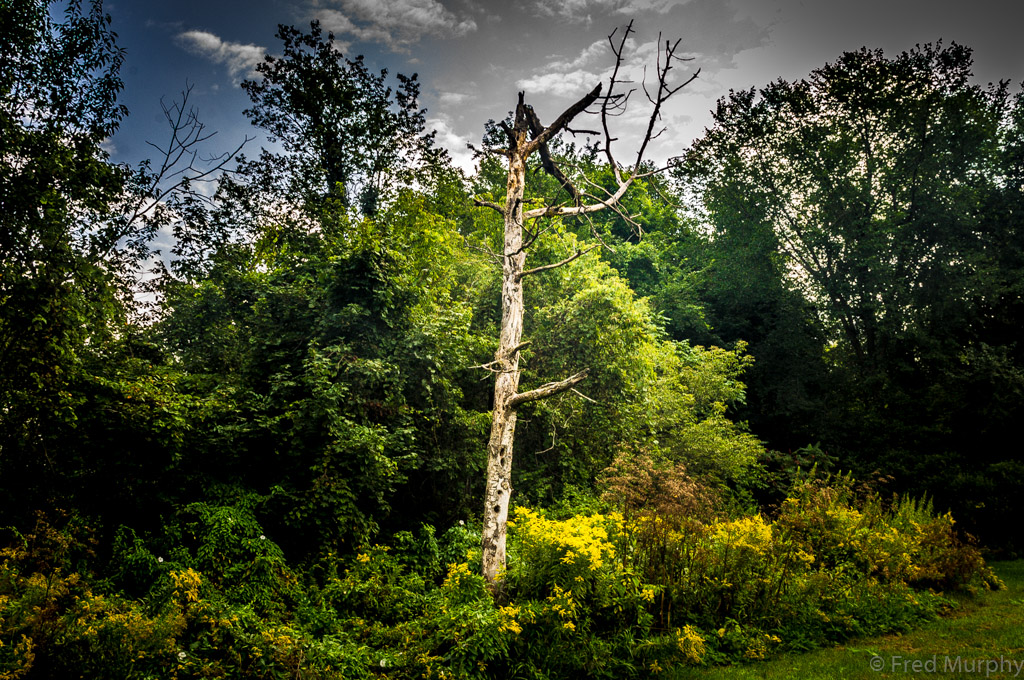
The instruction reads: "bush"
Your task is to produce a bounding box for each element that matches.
[1,475,1001,678]
[503,506,704,677]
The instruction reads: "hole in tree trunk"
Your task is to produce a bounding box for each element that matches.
[493,505,501,513]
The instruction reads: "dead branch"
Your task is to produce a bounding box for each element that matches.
[473,198,505,215]
[523,105,581,201]
[570,387,600,404]
[518,245,598,280]
[101,83,250,258]
[507,369,590,408]
[477,22,697,589]
[510,22,696,229]
[524,83,603,156]
[465,240,503,266]
[633,36,699,172]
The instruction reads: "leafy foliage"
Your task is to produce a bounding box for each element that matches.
[678,43,1024,550]
[240,21,436,216]
[0,0,129,493]
[0,4,1018,677]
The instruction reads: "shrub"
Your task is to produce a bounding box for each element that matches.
[504,506,704,678]
[1,473,1001,678]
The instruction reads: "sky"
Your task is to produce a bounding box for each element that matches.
[103,0,1024,177]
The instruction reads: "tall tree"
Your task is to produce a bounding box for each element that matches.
[240,21,434,216]
[0,0,239,520]
[1,0,127,462]
[473,22,697,587]
[679,43,1024,547]
[681,44,1010,377]
[153,23,492,554]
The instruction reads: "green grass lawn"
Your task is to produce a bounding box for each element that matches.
[669,561,1024,680]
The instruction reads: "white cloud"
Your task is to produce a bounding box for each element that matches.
[428,114,476,175]
[438,91,474,106]
[311,0,477,52]
[517,69,604,96]
[535,0,684,22]
[544,39,608,72]
[516,38,667,97]
[176,30,266,80]
[614,0,686,14]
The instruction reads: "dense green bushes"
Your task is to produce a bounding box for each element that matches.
[1,469,1000,679]
[2,5,1020,678]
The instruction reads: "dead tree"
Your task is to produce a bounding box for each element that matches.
[473,22,698,589]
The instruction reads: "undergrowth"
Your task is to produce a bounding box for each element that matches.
[0,463,1002,679]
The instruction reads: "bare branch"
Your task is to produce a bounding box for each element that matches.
[507,369,590,408]
[468,340,531,373]
[465,239,503,267]
[522,181,632,219]
[473,198,505,215]
[570,387,600,404]
[632,38,700,173]
[581,213,617,253]
[518,217,554,254]
[508,340,532,355]
[523,105,582,201]
[499,120,516,148]
[469,142,509,159]
[601,21,635,183]
[97,84,250,259]
[524,83,603,156]
[469,359,507,373]
[518,244,598,280]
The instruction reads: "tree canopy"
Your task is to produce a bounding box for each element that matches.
[2,5,1023,676]
[678,42,1024,546]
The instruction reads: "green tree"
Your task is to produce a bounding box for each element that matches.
[153,23,493,553]
[240,21,434,216]
[682,44,1009,374]
[0,1,246,525]
[0,0,129,505]
[679,43,1024,548]
[512,239,761,500]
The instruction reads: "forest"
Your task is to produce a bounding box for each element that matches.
[2,1,1022,678]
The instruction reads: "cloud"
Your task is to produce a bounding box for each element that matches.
[176,30,266,79]
[438,91,474,106]
[428,114,476,174]
[544,39,608,72]
[515,38,663,97]
[534,0,683,23]
[517,69,603,96]
[527,0,768,88]
[311,0,477,52]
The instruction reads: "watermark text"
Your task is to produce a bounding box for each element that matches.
[870,655,1024,676]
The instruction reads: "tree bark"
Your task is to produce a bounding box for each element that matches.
[480,87,604,589]
[477,24,694,590]
[481,96,530,589]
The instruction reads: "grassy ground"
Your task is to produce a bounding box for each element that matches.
[669,561,1024,680]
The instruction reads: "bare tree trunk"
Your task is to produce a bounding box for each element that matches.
[477,23,697,590]
[481,102,529,587]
